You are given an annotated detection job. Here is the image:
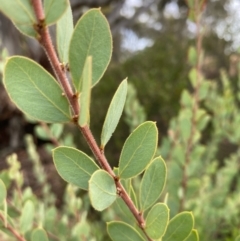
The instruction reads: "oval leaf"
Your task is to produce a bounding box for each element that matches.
[35,123,63,140]
[50,123,64,139]
[101,79,128,148]
[139,157,166,211]
[79,56,92,127]
[162,212,194,241]
[57,0,74,64]
[107,221,145,241]
[188,46,197,66]
[53,147,99,190]
[20,200,35,234]
[3,56,71,123]
[69,8,112,91]
[185,229,199,241]
[35,126,49,140]
[119,121,158,179]
[31,228,49,241]
[145,203,169,240]
[44,0,68,25]
[0,179,7,205]
[89,170,116,211]
[0,0,37,37]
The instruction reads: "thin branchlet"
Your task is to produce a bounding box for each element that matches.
[0,212,26,241]
[180,1,204,212]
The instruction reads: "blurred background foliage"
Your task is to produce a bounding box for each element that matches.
[0,0,240,240]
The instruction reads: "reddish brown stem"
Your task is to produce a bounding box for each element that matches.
[115,181,145,226]
[32,1,153,240]
[31,0,44,20]
[32,0,79,117]
[80,126,115,175]
[0,213,26,241]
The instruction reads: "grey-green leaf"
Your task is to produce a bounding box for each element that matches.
[0,179,7,205]
[107,221,145,241]
[185,229,199,241]
[57,0,74,64]
[145,203,169,240]
[101,79,128,148]
[69,8,112,91]
[35,126,49,140]
[0,0,37,37]
[89,170,116,211]
[79,56,92,127]
[44,0,68,26]
[3,56,71,123]
[139,157,166,211]
[119,121,158,179]
[20,200,35,234]
[53,146,99,190]
[163,212,194,241]
[50,123,64,139]
[31,228,49,241]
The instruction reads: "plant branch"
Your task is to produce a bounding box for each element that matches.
[31,0,79,117]
[180,0,203,211]
[80,125,148,233]
[0,212,26,241]
[79,126,115,175]
[32,2,152,240]
[115,181,146,226]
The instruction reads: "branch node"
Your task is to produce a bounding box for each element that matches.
[33,21,45,34]
[140,222,145,229]
[116,187,122,196]
[66,63,70,71]
[100,145,104,154]
[72,115,79,123]
[73,92,79,99]
[114,175,119,182]
[60,63,65,71]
